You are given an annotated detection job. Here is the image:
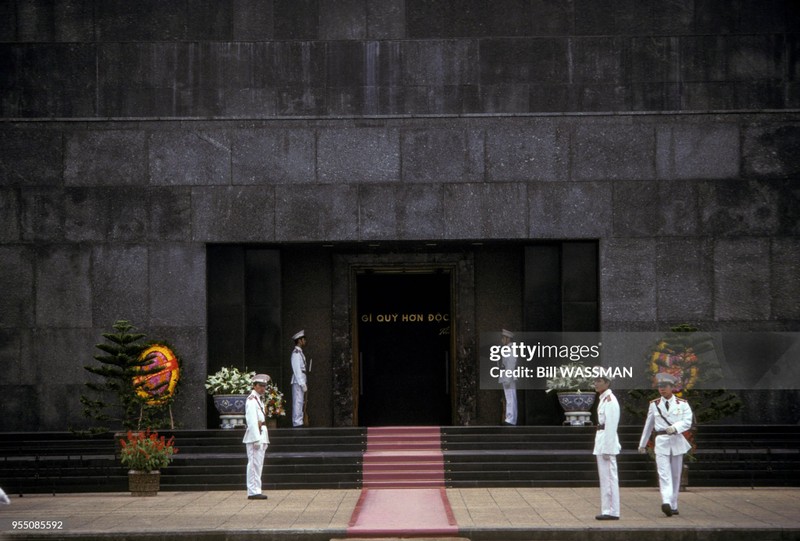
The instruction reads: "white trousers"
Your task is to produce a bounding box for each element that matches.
[502,383,517,425]
[292,383,305,427]
[655,453,684,509]
[245,442,266,496]
[596,455,620,517]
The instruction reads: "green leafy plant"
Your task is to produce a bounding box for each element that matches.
[119,429,178,472]
[204,366,254,395]
[80,320,173,432]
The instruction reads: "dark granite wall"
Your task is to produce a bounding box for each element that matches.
[1,0,798,430]
[1,0,798,117]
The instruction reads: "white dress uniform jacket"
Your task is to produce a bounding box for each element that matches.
[638,396,693,456]
[291,346,307,387]
[593,389,621,456]
[243,390,269,446]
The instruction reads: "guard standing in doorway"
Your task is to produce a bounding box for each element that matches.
[499,329,518,426]
[290,330,308,427]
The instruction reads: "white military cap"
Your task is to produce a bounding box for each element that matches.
[655,372,677,386]
[501,329,514,338]
[292,329,305,340]
[253,373,270,384]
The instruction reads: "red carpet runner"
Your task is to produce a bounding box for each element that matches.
[347,426,458,537]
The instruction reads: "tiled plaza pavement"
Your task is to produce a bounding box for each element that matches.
[1,487,798,541]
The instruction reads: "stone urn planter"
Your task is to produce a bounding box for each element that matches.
[128,470,161,497]
[212,394,248,429]
[557,392,596,426]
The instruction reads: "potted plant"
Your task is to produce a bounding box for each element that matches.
[119,428,178,496]
[546,361,596,426]
[205,367,254,429]
[264,381,287,427]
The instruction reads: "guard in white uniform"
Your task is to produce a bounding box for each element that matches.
[498,329,518,425]
[593,375,621,520]
[243,373,270,499]
[638,373,694,517]
[290,330,308,427]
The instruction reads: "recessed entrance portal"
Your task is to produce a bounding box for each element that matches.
[356,270,453,426]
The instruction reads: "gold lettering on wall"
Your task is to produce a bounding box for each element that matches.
[360,313,450,323]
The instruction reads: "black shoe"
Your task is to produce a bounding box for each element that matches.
[672,509,679,515]
[661,503,673,517]
[248,494,268,500]
[595,514,619,520]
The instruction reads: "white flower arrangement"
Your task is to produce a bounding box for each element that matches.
[204,366,255,395]
[545,361,596,393]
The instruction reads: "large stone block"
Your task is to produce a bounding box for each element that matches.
[771,238,800,320]
[326,41,365,89]
[698,180,780,236]
[318,128,400,183]
[16,0,94,42]
[33,328,97,384]
[0,386,38,431]
[656,124,740,180]
[485,123,566,181]
[95,0,186,41]
[233,0,274,40]
[396,184,444,239]
[148,187,192,241]
[148,244,206,327]
[613,180,697,237]
[0,187,20,242]
[320,0,366,39]
[35,244,92,327]
[20,187,64,241]
[572,123,655,181]
[358,184,398,240]
[529,181,612,238]
[232,128,315,185]
[274,0,319,40]
[714,238,771,321]
[479,38,569,85]
[443,183,527,239]
[192,186,276,242]
[0,328,34,384]
[366,0,404,39]
[0,129,62,186]
[402,40,479,86]
[599,238,657,323]
[63,187,149,242]
[742,124,800,179]
[401,128,484,183]
[0,246,35,327]
[655,238,714,321]
[65,130,147,186]
[275,184,358,241]
[149,130,231,186]
[91,244,149,327]
[571,37,627,85]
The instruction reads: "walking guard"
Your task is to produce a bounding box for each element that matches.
[638,372,694,517]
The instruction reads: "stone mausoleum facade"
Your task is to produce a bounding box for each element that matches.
[1,1,798,431]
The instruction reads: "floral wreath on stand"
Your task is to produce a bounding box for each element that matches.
[644,325,702,458]
[264,382,286,419]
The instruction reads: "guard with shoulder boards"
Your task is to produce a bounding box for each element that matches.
[243,373,270,500]
[593,374,621,520]
[290,330,308,427]
[638,372,694,517]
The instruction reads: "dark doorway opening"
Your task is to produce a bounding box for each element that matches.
[356,271,452,426]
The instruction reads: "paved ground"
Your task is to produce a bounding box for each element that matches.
[1,487,798,541]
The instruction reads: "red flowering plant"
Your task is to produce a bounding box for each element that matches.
[119,428,178,472]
